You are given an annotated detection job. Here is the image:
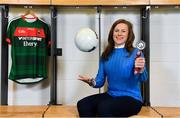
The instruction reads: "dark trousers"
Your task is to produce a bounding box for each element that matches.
[77,93,142,117]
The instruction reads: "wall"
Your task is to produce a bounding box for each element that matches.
[150,6,180,107]
[56,8,99,104]
[0,6,180,106]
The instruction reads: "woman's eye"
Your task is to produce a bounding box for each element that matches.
[115,29,119,32]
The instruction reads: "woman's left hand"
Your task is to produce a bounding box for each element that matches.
[135,57,145,72]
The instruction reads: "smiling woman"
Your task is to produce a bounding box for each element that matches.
[77,19,148,117]
[113,23,129,47]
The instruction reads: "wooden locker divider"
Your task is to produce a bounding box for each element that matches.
[150,0,180,5]
[2,0,50,5]
[51,0,149,6]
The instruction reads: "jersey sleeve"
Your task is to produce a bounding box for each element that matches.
[139,66,148,82]
[6,21,13,44]
[94,59,106,88]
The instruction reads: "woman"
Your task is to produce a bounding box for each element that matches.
[77,19,148,117]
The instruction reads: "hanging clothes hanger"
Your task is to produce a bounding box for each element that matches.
[23,10,37,19]
[22,6,38,22]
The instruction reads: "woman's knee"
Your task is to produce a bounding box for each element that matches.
[77,98,92,111]
[97,102,112,117]
[77,99,85,110]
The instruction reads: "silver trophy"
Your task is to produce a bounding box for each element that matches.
[134,40,146,74]
[136,40,146,51]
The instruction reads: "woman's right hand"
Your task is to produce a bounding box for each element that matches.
[78,75,91,85]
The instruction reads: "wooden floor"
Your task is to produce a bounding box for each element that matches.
[0,105,180,118]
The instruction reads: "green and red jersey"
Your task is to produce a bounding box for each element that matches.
[6,16,50,84]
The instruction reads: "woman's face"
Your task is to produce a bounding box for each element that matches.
[113,23,129,47]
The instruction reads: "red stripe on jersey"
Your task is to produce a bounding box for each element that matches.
[6,38,11,44]
[14,27,46,38]
[21,15,38,20]
[48,40,51,45]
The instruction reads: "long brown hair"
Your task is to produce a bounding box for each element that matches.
[101,19,135,60]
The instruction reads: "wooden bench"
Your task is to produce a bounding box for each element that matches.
[44,105,79,118]
[43,106,161,118]
[0,105,48,118]
[153,107,180,118]
[131,106,161,118]
[1,105,180,118]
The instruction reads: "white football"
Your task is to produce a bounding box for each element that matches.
[75,28,98,52]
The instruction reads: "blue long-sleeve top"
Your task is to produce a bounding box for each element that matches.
[94,48,148,102]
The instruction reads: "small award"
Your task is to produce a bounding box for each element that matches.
[134,40,146,74]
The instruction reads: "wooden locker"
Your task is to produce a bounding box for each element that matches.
[150,0,180,5]
[3,0,50,5]
[51,0,149,5]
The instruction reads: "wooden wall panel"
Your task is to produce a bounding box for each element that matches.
[0,0,5,4]
[51,0,149,5]
[122,0,149,5]
[1,0,180,5]
[150,0,180,5]
[52,0,83,5]
[2,0,50,5]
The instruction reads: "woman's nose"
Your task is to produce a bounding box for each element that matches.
[118,32,122,35]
